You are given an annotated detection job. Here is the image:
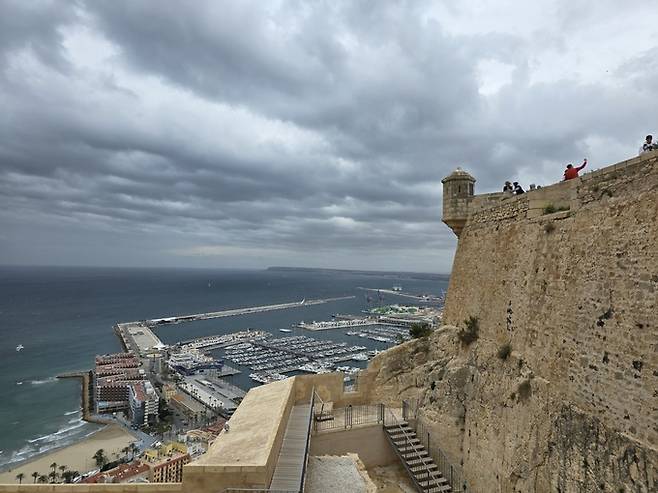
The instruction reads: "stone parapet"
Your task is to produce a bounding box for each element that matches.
[0,485,182,492]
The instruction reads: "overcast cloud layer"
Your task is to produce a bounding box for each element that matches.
[1,0,657,273]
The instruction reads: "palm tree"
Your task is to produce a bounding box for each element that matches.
[48,471,57,483]
[49,462,58,482]
[31,472,38,483]
[121,446,130,461]
[38,475,48,484]
[15,473,25,484]
[61,470,77,483]
[129,442,139,460]
[58,464,67,475]
[93,448,107,468]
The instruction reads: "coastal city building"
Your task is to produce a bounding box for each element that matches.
[142,443,190,483]
[94,352,159,424]
[128,381,159,427]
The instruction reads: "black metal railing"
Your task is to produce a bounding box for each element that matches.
[403,400,469,492]
[299,389,316,492]
[312,403,384,432]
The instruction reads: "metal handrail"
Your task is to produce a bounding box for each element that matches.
[299,388,316,492]
[384,406,444,492]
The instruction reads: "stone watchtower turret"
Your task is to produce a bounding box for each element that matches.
[441,167,475,237]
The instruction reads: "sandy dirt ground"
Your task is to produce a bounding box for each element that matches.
[366,463,417,493]
[306,454,377,493]
[0,425,137,484]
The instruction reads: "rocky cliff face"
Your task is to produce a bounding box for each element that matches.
[367,154,658,492]
[368,326,657,492]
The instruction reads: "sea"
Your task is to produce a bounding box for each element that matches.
[0,265,448,469]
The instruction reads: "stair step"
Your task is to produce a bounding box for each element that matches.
[415,471,447,483]
[393,437,421,446]
[389,429,418,438]
[402,450,429,460]
[407,456,434,466]
[384,423,410,430]
[398,445,426,454]
[410,463,438,473]
[419,479,451,491]
[424,485,452,493]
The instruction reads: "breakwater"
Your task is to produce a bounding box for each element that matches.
[146,296,355,325]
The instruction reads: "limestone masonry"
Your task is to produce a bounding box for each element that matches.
[368,151,658,492]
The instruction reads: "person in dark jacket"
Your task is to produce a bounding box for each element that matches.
[513,182,525,194]
[502,181,513,193]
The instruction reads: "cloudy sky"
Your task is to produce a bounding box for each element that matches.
[1,1,657,273]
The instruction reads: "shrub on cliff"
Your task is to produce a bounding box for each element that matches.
[409,322,431,338]
[497,343,512,360]
[543,204,570,215]
[518,379,532,401]
[458,316,480,345]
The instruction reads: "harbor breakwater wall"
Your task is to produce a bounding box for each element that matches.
[367,152,658,491]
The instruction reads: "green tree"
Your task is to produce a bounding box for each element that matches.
[49,462,58,481]
[31,472,39,483]
[15,473,24,484]
[93,448,107,468]
[62,470,78,483]
[37,474,48,483]
[409,322,431,338]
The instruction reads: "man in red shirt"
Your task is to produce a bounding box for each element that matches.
[563,158,587,181]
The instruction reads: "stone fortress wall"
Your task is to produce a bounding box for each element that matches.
[433,151,657,491]
[445,152,658,448]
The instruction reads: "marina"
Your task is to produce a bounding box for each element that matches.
[221,335,378,384]
[296,318,397,331]
[346,324,411,343]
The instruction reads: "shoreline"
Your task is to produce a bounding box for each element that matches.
[0,425,137,483]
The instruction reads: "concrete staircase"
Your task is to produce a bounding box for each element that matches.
[384,422,451,493]
[269,404,312,492]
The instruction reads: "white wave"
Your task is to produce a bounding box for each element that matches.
[15,381,23,385]
[27,420,87,444]
[8,422,92,466]
[29,376,58,385]
[64,409,80,416]
[68,417,82,424]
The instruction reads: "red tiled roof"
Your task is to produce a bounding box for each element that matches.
[82,461,149,484]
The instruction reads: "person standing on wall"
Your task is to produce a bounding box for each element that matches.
[639,135,657,155]
[513,182,525,194]
[563,158,587,181]
[502,181,514,193]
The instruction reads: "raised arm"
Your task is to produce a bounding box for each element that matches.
[576,158,587,171]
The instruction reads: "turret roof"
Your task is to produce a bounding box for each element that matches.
[441,167,476,183]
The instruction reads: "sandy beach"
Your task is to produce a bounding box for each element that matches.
[0,425,137,484]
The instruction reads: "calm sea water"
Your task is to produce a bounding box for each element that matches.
[0,266,448,468]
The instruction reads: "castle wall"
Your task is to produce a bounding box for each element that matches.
[439,152,658,491]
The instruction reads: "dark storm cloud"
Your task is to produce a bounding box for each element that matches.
[1,0,657,271]
[0,0,77,70]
